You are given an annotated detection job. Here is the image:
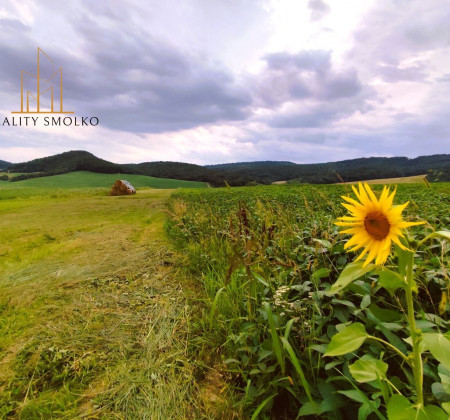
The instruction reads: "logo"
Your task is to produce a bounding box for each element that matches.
[2,47,99,127]
[12,47,73,114]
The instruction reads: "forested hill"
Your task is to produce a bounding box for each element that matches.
[207,155,450,183]
[8,151,122,174]
[3,151,450,185]
[5,151,250,186]
[0,160,10,170]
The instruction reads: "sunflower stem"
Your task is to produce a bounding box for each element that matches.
[404,250,423,407]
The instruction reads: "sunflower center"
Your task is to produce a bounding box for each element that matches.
[364,211,390,241]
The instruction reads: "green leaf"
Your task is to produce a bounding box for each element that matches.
[378,270,406,295]
[280,337,315,404]
[349,355,388,383]
[435,230,450,241]
[432,382,450,402]
[209,287,225,330]
[422,333,450,370]
[442,402,450,415]
[324,323,368,356]
[312,267,332,279]
[298,401,322,416]
[338,390,366,404]
[251,394,277,420]
[438,364,450,394]
[327,262,375,295]
[263,302,285,375]
[359,402,375,420]
[419,406,448,419]
[361,295,371,309]
[387,395,448,420]
[312,238,332,249]
[395,245,410,277]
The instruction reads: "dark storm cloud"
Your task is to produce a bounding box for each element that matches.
[0,13,252,133]
[65,12,253,132]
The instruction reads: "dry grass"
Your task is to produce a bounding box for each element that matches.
[337,174,428,185]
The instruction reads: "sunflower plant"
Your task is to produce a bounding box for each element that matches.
[325,183,450,419]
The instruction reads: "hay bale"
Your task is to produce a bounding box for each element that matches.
[110,179,136,196]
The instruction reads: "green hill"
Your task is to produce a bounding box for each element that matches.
[7,151,249,187]
[5,150,450,186]
[0,160,10,170]
[207,155,450,183]
[0,171,207,189]
[8,151,121,174]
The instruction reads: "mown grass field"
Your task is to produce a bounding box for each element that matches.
[0,186,222,419]
[339,174,428,184]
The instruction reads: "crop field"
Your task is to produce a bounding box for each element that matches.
[168,183,450,418]
[1,182,449,419]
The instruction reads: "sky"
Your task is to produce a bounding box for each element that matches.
[0,0,449,165]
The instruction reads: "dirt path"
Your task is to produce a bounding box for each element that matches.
[0,189,209,418]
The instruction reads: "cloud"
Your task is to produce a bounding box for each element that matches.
[307,0,330,21]
[376,63,427,83]
[0,0,449,165]
[254,51,363,106]
[250,50,369,128]
[0,12,253,133]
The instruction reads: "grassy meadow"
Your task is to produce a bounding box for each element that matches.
[0,171,208,190]
[0,185,218,419]
[1,177,449,419]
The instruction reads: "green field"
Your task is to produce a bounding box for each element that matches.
[1,182,449,418]
[0,171,208,190]
[167,183,450,418]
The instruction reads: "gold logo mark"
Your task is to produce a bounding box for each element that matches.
[12,47,73,114]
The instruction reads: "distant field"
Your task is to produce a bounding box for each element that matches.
[0,171,207,190]
[0,172,30,180]
[271,174,429,185]
[339,174,428,185]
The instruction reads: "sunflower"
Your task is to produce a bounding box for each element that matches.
[335,183,424,266]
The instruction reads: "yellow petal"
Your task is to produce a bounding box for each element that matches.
[363,183,378,205]
[391,235,412,252]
